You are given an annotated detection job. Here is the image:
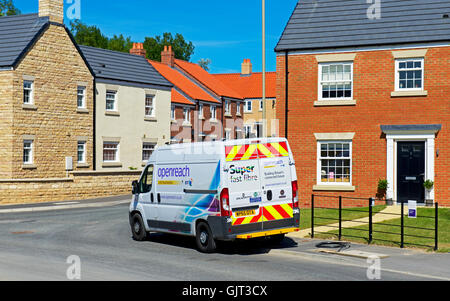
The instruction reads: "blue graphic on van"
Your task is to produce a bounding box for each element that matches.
[180,162,221,225]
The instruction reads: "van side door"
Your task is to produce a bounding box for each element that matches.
[139,164,158,228]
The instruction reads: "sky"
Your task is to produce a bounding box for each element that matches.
[14,0,298,74]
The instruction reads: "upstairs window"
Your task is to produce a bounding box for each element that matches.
[245,100,252,113]
[23,140,33,164]
[23,81,34,104]
[225,100,231,114]
[396,58,424,91]
[106,91,117,111]
[319,62,353,100]
[77,141,86,163]
[77,86,86,109]
[145,95,155,117]
[210,105,217,120]
[183,108,191,124]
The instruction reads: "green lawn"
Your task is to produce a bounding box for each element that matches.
[299,205,386,230]
[312,207,450,253]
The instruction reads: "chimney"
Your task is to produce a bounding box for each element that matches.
[39,0,64,24]
[161,45,175,68]
[241,59,252,75]
[130,43,147,57]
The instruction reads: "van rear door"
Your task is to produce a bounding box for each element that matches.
[225,144,264,232]
[256,142,294,228]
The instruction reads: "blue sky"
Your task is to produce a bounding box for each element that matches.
[14,0,298,73]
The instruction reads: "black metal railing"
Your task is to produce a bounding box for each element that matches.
[310,194,439,251]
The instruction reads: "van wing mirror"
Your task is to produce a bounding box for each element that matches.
[132,180,139,194]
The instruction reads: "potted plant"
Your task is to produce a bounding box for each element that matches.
[423,179,434,207]
[377,179,392,205]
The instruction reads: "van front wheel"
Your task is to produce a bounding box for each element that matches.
[195,222,216,253]
[131,213,148,241]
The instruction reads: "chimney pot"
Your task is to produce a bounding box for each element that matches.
[161,45,175,68]
[130,42,147,58]
[241,59,252,75]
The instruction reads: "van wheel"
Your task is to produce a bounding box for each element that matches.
[196,222,216,253]
[131,213,148,241]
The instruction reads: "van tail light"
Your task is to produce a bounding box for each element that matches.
[220,188,231,217]
[292,180,299,209]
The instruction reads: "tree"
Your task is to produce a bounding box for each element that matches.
[0,0,20,16]
[70,20,109,49]
[197,58,211,71]
[108,34,133,53]
[144,33,195,62]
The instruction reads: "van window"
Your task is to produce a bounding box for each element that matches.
[140,165,154,193]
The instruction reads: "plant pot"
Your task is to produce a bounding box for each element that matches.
[386,198,394,206]
[425,199,434,207]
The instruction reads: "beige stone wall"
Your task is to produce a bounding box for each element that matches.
[11,24,94,179]
[0,171,141,205]
[0,71,14,178]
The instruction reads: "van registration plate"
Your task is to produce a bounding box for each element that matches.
[235,210,256,217]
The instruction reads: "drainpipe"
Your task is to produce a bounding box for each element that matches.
[285,51,289,139]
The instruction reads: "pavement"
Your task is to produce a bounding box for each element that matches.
[288,205,402,239]
[0,195,132,213]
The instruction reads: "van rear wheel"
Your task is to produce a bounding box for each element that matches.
[131,213,148,241]
[196,222,216,253]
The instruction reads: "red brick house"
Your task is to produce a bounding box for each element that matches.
[146,46,244,142]
[276,0,450,207]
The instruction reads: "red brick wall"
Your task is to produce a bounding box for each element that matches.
[277,47,450,207]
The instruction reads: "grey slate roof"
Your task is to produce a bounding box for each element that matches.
[79,45,172,89]
[0,13,49,67]
[275,0,450,52]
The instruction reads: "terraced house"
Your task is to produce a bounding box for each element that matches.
[276,0,450,207]
[79,44,172,171]
[146,45,244,142]
[215,59,277,138]
[0,0,94,180]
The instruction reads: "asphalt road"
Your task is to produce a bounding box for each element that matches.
[0,202,448,281]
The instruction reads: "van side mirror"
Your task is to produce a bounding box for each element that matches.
[132,180,139,195]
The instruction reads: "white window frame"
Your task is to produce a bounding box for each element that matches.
[244,124,252,139]
[23,80,34,104]
[77,86,86,109]
[183,108,191,124]
[77,141,86,164]
[142,142,156,162]
[103,142,119,163]
[245,100,252,113]
[236,102,241,115]
[317,140,353,186]
[318,62,353,101]
[259,99,263,111]
[23,140,33,165]
[171,105,175,121]
[210,105,217,120]
[225,129,231,140]
[145,94,155,117]
[395,58,424,92]
[198,104,204,118]
[106,90,117,112]
[225,100,231,114]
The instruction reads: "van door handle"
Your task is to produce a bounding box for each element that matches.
[157,193,161,204]
[151,193,154,203]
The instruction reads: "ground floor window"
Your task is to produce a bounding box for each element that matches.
[103,142,119,162]
[142,143,156,162]
[318,141,352,184]
[23,140,33,164]
[77,141,86,163]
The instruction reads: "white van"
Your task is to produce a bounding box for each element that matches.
[129,138,300,253]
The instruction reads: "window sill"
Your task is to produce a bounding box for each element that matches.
[391,90,428,97]
[209,119,219,124]
[314,100,356,107]
[76,163,90,168]
[224,113,232,118]
[144,117,157,122]
[22,164,37,170]
[102,162,122,168]
[77,108,89,114]
[22,104,37,111]
[105,111,120,117]
[182,123,192,127]
[313,185,355,192]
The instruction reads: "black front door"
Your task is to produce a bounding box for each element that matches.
[397,142,425,204]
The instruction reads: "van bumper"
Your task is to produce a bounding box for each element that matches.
[208,211,300,241]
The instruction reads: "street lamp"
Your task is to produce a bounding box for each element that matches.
[262,0,267,137]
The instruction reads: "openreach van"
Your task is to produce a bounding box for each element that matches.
[129,138,300,253]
